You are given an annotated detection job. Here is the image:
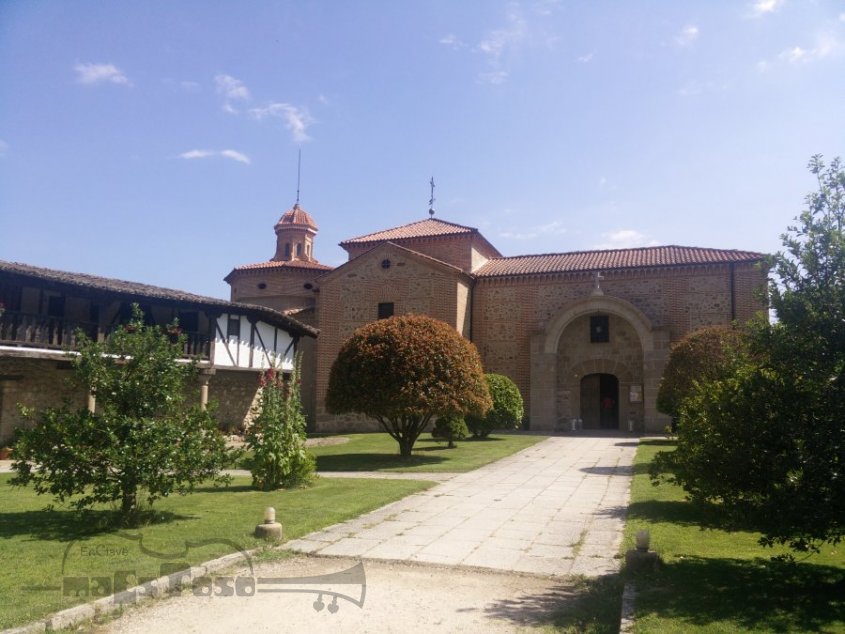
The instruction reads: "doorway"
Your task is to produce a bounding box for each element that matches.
[580,373,619,429]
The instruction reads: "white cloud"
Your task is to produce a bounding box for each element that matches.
[500,219,567,240]
[778,33,841,64]
[249,103,314,143]
[317,94,330,105]
[219,149,251,164]
[577,52,594,63]
[593,229,659,250]
[474,5,528,84]
[477,8,527,60]
[439,33,465,49]
[478,70,509,84]
[748,0,784,17]
[74,62,131,86]
[179,149,215,160]
[214,74,250,112]
[178,149,251,164]
[0,139,8,157]
[674,25,699,47]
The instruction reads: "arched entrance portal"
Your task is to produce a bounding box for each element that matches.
[580,373,619,429]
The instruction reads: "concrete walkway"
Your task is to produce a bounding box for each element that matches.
[286,435,637,577]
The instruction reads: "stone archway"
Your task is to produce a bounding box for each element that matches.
[530,294,668,431]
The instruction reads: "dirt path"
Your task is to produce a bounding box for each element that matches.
[94,555,581,634]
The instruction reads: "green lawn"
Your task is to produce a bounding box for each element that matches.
[304,432,548,472]
[624,439,845,633]
[0,473,432,630]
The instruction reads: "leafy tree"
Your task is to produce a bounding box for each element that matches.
[245,356,315,490]
[326,314,491,457]
[656,326,743,419]
[431,414,469,449]
[466,373,524,438]
[10,306,231,525]
[654,155,845,552]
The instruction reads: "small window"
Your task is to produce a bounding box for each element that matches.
[227,316,241,338]
[590,315,609,343]
[296,243,302,256]
[377,302,394,320]
[284,243,291,258]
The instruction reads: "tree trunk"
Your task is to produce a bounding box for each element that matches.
[121,486,137,520]
[398,436,414,458]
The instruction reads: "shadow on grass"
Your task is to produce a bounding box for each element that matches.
[484,573,622,634]
[314,453,446,472]
[626,499,723,527]
[633,556,845,632]
[0,508,193,541]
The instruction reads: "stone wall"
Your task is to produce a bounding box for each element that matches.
[0,355,85,443]
[0,353,264,442]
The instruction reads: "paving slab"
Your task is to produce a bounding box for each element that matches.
[287,435,637,577]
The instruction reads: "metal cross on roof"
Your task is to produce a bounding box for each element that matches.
[428,177,435,217]
[592,271,605,296]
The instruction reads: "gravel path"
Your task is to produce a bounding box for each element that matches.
[91,435,637,633]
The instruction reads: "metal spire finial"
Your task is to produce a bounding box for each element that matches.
[428,177,435,217]
[295,148,302,206]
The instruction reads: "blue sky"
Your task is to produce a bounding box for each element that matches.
[1,1,843,298]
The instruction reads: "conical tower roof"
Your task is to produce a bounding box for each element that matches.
[275,203,318,231]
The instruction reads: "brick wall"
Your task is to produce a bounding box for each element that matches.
[313,245,469,431]
[229,267,320,312]
[473,262,768,427]
[343,234,478,272]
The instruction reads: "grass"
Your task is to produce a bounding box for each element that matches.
[0,473,433,630]
[240,432,548,473]
[623,439,845,633]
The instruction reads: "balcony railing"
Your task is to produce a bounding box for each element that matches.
[0,310,210,359]
[0,310,97,350]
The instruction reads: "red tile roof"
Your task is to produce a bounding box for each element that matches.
[474,246,766,278]
[340,218,477,245]
[275,204,318,230]
[229,259,333,273]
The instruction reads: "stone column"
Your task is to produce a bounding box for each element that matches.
[198,368,216,411]
[87,392,96,413]
[529,332,558,431]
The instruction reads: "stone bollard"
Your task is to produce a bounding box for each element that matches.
[255,506,283,540]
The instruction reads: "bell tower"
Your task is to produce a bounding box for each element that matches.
[272,203,318,262]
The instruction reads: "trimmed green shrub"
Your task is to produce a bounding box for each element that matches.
[467,373,524,438]
[431,414,469,448]
[656,326,743,419]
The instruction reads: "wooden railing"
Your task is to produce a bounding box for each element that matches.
[0,310,210,359]
[0,310,98,349]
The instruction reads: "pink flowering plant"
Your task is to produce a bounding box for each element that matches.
[245,354,314,490]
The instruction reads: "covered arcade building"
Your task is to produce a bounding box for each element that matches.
[226,203,767,433]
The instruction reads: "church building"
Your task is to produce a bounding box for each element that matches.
[226,202,767,433]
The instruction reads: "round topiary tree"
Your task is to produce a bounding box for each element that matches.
[656,326,744,419]
[431,414,469,449]
[467,373,524,438]
[326,314,492,457]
